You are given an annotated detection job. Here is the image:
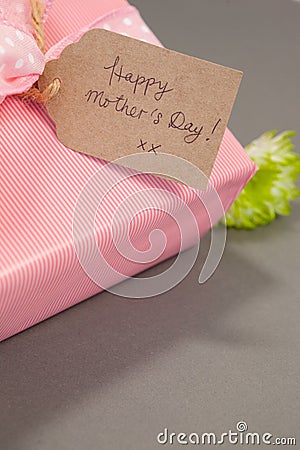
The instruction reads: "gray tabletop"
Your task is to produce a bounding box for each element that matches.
[1,1,299,449]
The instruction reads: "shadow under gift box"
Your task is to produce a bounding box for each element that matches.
[0,0,257,342]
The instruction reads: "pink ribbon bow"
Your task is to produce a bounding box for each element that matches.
[0,0,50,103]
[0,0,161,104]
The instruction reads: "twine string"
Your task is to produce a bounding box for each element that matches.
[20,0,61,103]
[30,0,45,53]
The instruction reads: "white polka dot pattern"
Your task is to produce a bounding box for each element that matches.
[99,7,161,46]
[16,29,24,40]
[46,5,162,62]
[15,58,23,68]
[28,52,34,63]
[123,17,132,26]
[4,36,15,46]
[0,23,45,100]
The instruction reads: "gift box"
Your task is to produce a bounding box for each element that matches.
[0,0,256,342]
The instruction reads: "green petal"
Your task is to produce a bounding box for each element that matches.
[223,130,300,229]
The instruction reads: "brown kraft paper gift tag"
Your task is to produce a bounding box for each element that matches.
[39,29,242,187]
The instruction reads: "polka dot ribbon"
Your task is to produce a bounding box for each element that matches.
[45,5,161,63]
[0,0,50,103]
[0,1,160,104]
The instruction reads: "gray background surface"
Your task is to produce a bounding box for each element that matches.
[1,1,299,449]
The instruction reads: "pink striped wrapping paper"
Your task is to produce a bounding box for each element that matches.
[0,0,257,342]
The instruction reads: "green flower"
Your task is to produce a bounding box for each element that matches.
[224,130,300,229]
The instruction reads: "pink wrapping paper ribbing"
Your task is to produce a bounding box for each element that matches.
[0,0,256,342]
